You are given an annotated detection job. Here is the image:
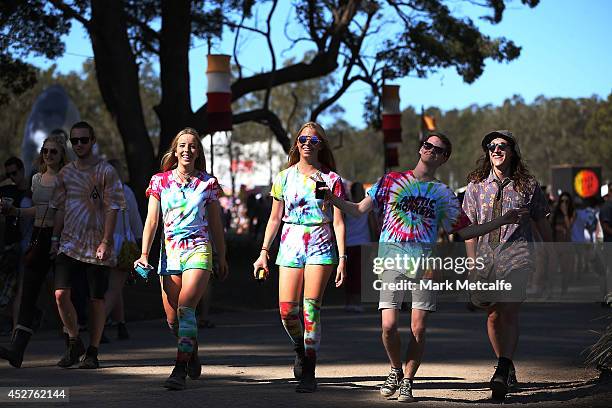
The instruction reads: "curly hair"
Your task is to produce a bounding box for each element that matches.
[466,144,534,194]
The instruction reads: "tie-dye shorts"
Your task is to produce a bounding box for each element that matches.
[276,223,338,268]
[159,242,212,275]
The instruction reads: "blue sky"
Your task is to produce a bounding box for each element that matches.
[26,0,612,129]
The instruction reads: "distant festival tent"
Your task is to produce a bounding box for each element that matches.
[21,84,80,176]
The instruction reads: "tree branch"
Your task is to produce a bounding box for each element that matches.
[48,0,90,29]
[263,0,278,110]
[234,108,291,152]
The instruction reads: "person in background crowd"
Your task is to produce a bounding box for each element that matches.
[344,182,379,313]
[101,159,143,342]
[551,192,575,294]
[0,134,69,367]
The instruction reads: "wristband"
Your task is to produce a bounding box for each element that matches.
[51,236,59,242]
[261,247,269,252]
[141,252,148,256]
[339,254,348,260]
[101,238,111,245]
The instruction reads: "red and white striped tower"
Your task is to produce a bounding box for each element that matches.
[206,54,232,133]
[382,85,401,169]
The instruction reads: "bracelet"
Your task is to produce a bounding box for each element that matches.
[51,236,59,242]
[339,254,348,260]
[101,238,111,245]
[261,247,269,252]
[141,252,148,256]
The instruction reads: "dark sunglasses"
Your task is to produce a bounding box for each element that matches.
[298,135,320,146]
[487,142,509,152]
[70,136,90,145]
[6,170,18,177]
[42,148,58,155]
[422,141,446,155]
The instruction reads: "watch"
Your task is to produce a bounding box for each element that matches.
[339,254,348,260]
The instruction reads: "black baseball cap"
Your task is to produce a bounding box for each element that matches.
[481,130,521,157]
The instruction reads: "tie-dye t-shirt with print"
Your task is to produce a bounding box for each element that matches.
[271,165,346,225]
[50,160,126,267]
[146,170,220,252]
[367,171,470,244]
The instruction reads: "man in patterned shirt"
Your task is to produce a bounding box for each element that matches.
[50,121,126,369]
[463,130,553,400]
[324,133,526,402]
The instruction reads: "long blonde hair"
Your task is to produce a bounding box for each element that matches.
[160,127,207,172]
[287,122,336,171]
[37,134,69,173]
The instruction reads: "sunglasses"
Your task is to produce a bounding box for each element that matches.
[298,135,320,146]
[422,141,446,155]
[70,136,90,145]
[42,148,58,155]
[487,142,509,152]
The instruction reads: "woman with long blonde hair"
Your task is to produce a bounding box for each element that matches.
[0,131,69,368]
[135,127,228,390]
[253,121,346,393]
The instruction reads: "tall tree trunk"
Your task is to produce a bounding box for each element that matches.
[156,0,193,157]
[89,0,155,213]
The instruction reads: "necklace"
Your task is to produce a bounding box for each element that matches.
[175,168,195,184]
[297,163,319,179]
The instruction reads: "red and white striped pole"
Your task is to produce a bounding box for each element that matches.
[206,54,232,174]
[382,85,401,170]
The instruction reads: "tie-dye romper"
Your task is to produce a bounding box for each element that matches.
[367,170,470,311]
[271,165,346,268]
[146,170,220,275]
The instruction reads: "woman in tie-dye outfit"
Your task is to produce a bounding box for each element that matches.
[253,122,346,393]
[135,128,228,390]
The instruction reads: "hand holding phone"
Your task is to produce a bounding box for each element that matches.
[134,262,153,280]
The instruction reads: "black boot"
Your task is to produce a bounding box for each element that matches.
[0,329,32,368]
[187,342,201,380]
[295,355,317,393]
[293,344,305,380]
[57,337,85,368]
[490,357,511,400]
[164,361,188,390]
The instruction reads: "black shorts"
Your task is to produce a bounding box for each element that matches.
[54,253,109,299]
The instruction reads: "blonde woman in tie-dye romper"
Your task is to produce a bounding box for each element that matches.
[135,127,228,390]
[253,122,346,393]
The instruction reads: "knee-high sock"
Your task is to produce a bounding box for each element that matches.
[177,306,197,362]
[303,298,321,359]
[279,301,303,346]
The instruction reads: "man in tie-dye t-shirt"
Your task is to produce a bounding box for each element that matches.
[50,121,126,370]
[325,133,524,402]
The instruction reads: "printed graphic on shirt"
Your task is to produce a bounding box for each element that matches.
[367,171,469,243]
[50,161,126,266]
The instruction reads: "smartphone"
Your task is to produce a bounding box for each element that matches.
[134,263,154,280]
[254,267,267,283]
[315,181,327,200]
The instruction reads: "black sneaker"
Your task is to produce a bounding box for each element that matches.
[187,343,201,380]
[380,368,404,398]
[508,362,518,389]
[397,378,415,403]
[490,364,509,400]
[57,337,85,368]
[293,345,305,380]
[117,323,129,340]
[164,361,187,390]
[78,347,99,369]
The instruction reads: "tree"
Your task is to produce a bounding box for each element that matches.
[1,0,540,208]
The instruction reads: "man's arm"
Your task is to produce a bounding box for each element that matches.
[455,208,528,241]
[97,209,118,261]
[328,194,374,218]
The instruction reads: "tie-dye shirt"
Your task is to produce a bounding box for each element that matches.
[50,160,126,266]
[146,170,220,252]
[367,171,470,243]
[271,165,346,225]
